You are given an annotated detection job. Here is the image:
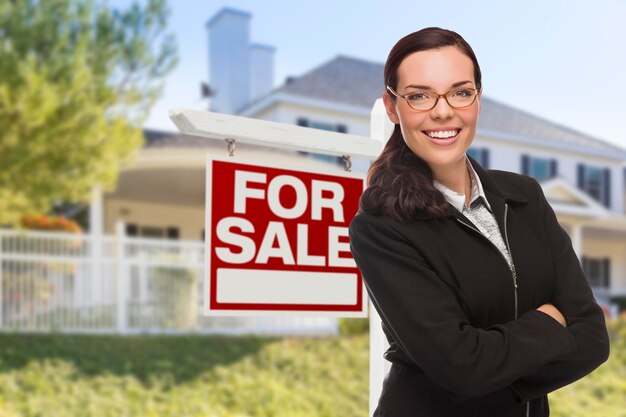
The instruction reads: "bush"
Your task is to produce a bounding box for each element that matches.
[338,317,370,335]
[153,267,197,329]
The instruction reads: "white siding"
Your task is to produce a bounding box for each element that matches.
[473,136,624,213]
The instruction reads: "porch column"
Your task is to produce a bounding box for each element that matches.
[570,223,583,259]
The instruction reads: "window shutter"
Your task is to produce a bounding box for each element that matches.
[602,258,611,288]
[603,168,611,208]
[521,154,530,176]
[577,164,585,189]
[336,124,347,133]
[550,159,558,178]
[481,149,490,169]
[296,117,309,127]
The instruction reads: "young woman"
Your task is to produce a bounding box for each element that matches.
[349,27,609,417]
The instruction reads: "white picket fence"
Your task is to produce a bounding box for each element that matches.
[0,227,338,335]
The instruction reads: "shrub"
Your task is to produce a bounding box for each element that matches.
[338,317,370,335]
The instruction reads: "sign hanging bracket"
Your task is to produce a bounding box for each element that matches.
[225,138,236,157]
[342,155,352,172]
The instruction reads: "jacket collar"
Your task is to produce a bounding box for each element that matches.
[414,155,528,221]
[468,156,528,206]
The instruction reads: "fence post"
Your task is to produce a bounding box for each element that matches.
[90,186,104,328]
[115,221,128,333]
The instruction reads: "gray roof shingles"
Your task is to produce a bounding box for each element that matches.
[273,55,624,154]
[154,55,623,155]
[276,55,384,109]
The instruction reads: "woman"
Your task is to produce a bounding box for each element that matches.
[349,27,609,417]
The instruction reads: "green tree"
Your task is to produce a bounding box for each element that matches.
[0,0,177,226]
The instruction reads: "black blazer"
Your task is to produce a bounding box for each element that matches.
[349,159,609,417]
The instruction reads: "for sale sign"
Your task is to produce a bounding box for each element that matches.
[204,157,367,316]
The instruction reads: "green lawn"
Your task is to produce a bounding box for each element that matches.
[0,320,622,417]
[0,333,369,417]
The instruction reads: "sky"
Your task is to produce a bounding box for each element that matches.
[129,0,626,149]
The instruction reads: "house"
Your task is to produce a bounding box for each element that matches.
[105,7,626,315]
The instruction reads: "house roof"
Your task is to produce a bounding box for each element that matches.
[255,55,624,155]
[275,55,383,109]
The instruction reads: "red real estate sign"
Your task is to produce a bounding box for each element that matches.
[204,157,367,316]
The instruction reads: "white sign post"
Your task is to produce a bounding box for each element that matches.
[170,103,391,416]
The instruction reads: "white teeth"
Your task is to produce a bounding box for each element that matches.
[427,130,459,139]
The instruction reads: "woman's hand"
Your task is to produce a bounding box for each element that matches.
[536,304,567,327]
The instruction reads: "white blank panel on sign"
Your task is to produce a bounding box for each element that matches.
[216,268,358,305]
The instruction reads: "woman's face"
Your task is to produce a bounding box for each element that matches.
[383,46,481,174]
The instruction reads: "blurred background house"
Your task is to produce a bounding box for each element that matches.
[108,8,626,311]
[3,7,625,336]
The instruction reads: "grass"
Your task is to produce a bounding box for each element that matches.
[0,320,623,417]
[0,333,369,417]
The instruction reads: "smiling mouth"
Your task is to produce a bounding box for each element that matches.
[422,129,461,139]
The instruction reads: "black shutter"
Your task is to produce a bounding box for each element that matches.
[602,258,611,288]
[521,154,530,176]
[481,149,490,169]
[296,118,309,127]
[603,168,611,208]
[336,124,347,133]
[550,159,558,178]
[577,164,585,189]
[126,224,138,236]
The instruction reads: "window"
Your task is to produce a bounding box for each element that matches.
[125,224,180,240]
[466,147,489,168]
[582,257,610,288]
[295,117,347,166]
[126,223,138,236]
[166,227,179,240]
[296,118,348,134]
[139,227,165,238]
[521,155,557,181]
[577,164,611,207]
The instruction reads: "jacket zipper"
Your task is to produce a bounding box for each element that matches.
[454,203,518,318]
[503,205,530,417]
[457,204,530,416]
[502,203,519,320]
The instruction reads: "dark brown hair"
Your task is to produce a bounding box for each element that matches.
[360,27,482,221]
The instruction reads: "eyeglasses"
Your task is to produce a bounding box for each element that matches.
[386,85,480,111]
